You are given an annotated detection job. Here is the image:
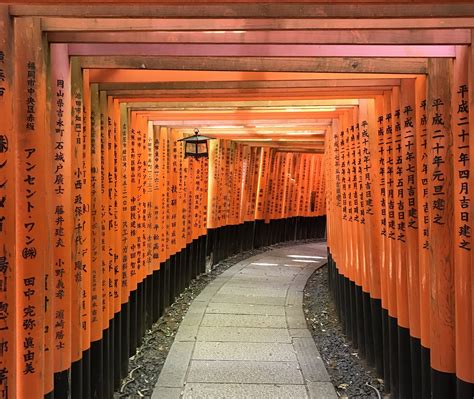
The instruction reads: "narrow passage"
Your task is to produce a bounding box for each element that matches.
[153,241,336,399]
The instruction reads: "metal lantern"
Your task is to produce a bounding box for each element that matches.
[178,128,214,159]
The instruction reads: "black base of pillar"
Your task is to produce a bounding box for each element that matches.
[90,339,103,399]
[54,369,70,399]
[121,301,130,379]
[362,290,374,366]
[398,325,412,399]
[382,308,391,393]
[82,348,91,399]
[431,369,456,399]
[113,312,121,390]
[388,315,399,398]
[456,378,474,399]
[371,297,384,377]
[71,356,83,399]
[409,336,421,399]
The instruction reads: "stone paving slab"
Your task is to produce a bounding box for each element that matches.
[192,342,298,362]
[201,313,287,328]
[183,383,309,399]
[180,312,205,327]
[307,382,339,399]
[196,326,292,343]
[289,328,313,338]
[206,302,285,315]
[286,305,308,329]
[187,301,208,314]
[174,324,199,342]
[210,293,287,305]
[156,341,195,387]
[186,360,305,384]
[153,242,336,399]
[237,268,300,277]
[217,286,288,298]
[228,275,295,283]
[293,337,331,382]
[151,386,183,399]
[286,288,304,306]
[255,255,311,265]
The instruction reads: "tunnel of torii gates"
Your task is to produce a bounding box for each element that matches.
[1,1,474,399]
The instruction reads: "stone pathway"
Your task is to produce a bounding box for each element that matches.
[152,241,337,399]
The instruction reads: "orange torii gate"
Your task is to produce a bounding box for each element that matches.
[1,2,474,399]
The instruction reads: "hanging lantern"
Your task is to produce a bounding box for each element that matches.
[178,128,214,159]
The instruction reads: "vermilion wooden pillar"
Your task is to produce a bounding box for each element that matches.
[383,89,400,397]
[99,90,112,398]
[365,97,384,377]
[150,124,161,313]
[427,57,456,398]
[467,31,474,396]
[374,93,391,392]
[119,102,130,380]
[71,56,84,399]
[414,75,431,399]
[50,43,73,399]
[81,67,93,399]
[453,45,473,397]
[391,85,412,399]
[89,82,104,399]
[331,118,343,289]
[400,78,421,399]
[0,6,16,399]
[112,98,123,389]
[358,100,374,366]
[14,17,48,399]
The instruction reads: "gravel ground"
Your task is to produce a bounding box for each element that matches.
[303,266,385,399]
[115,239,318,398]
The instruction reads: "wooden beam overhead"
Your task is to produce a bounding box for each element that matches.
[68,43,455,58]
[182,125,330,134]
[88,69,418,83]
[40,17,474,31]
[8,0,474,3]
[10,4,474,18]
[151,119,334,126]
[231,140,325,148]
[191,134,327,140]
[104,91,387,101]
[188,126,329,133]
[133,111,344,121]
[48,29,471,45]
[98,79,401,91]
[274,148,325,154]
[115,98,359,108]
[78,56,428,74]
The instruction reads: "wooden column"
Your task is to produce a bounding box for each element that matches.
[374,93,391,391]
[468,31,474,394]
[120,104,129,306]
[70,56,84,398]
[14,17,48,398]
[81,68,93,396]
[362,98,384,373]
[400,78,421,399]
[49,43,73,398]
[0,6,16,399]
[427,57,455,397]
[393,84,413,398]
[414,75,431,398]
[89,83,103,398]
[453,45,473,394]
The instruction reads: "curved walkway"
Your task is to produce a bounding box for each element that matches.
[152,241,337,399]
